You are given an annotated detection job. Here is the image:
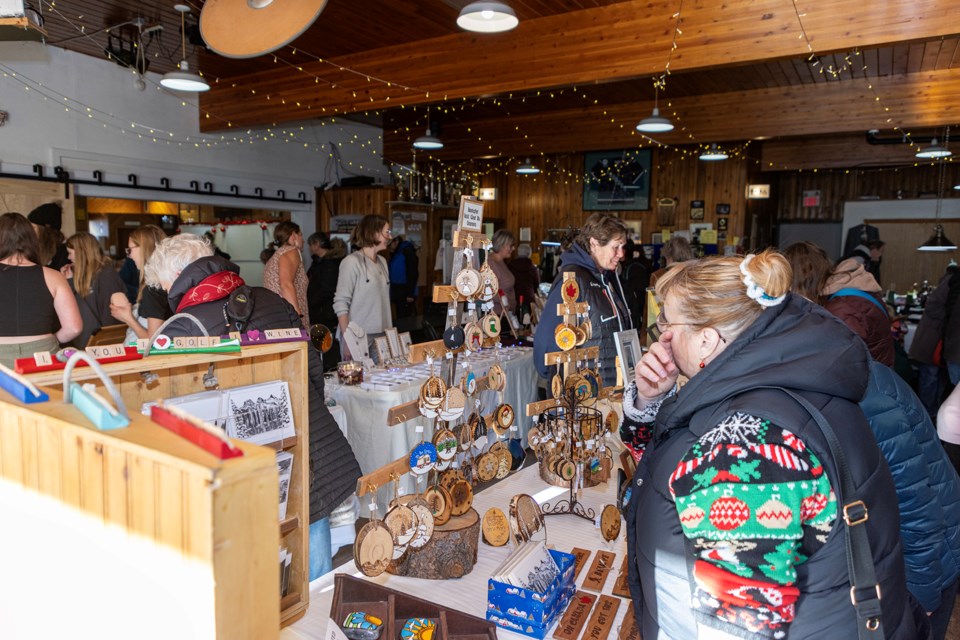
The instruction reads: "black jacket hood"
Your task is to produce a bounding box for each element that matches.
[656,293,871,435]
[167,255,240,311]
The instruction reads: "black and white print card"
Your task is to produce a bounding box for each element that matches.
[277,451,294,520]
[224,381,297,446]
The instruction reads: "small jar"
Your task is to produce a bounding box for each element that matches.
[338,360,364,386]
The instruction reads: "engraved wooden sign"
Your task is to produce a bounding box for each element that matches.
[618,602,641,640]
[582,550,616,593]
[571,547,592,579]
[583,595,621,640]
[612,555,632,598]
[554,591,596,640]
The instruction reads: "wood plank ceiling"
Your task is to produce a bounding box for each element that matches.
[28,0,960,170]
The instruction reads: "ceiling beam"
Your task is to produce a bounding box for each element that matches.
[199,0,958,131]
[381,69,960,164]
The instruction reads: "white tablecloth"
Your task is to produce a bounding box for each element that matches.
[281,459,630,640]
[328,348,540,509]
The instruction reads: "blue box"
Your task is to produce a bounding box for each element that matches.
[486,549,576,639]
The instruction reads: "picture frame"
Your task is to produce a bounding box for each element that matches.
[716,203,731,215]
[614,329,641,387]
[385,327,402,359]
[373,336,391,366]
[689,200,705,221]
[583,149,652,211]
[399,331,413,357]
[623,219,643,242]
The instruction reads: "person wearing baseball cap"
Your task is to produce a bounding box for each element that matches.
[27,202,69,271]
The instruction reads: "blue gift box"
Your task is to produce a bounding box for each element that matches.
[486,549,576,639]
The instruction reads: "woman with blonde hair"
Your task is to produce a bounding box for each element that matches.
[109,225,170,343]
[264,221,309,329]
[0,213,81,365]
[64,232,127,348]
[621,250,922,639]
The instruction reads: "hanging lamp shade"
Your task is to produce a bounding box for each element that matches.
[200,0,328,58]
[161,7,209,92]
[916,138,952,159]
[457,2,518,33]
[160,59,210,91]
[413,128,443,150]
[917,224,957,252]
[516,158,540,174]
[636,107,673,133]
[698,144,728,161]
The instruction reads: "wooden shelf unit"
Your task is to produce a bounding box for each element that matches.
[15,342,312,633]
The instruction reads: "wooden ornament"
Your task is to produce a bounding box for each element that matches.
[482,507,511,546]
[423,484,452,526]
[555,325,577,351]
[476,452,498,482]
[406,500,435,550]
[449,478,474,516]
[487,363,506,391]
[353,520,393,577]
[383,503,418,547]
[509,493,544,543]
[600,504,621,542]
[454,268,482,298]
[433,428,458,461]
[561,278,581,304]
[551,374,564,399]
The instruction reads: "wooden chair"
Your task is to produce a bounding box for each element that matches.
[84,324,128,347]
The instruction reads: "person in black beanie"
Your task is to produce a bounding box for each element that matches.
[28,202,69,271]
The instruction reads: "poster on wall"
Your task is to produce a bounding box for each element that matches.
[583,149,652,211]
[690,200,705,220]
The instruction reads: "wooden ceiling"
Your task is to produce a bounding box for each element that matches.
[31,0,960,170]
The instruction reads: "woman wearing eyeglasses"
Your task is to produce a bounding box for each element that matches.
[533,213,632,387]
[621,251,923,639]
[109,225,170,343]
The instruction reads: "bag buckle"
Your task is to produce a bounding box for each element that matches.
[849,583,881,606]
[843,500,869,526]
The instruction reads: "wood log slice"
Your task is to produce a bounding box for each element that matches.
[388,508,480,580]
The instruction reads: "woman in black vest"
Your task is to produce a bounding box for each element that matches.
[621,250,924,639]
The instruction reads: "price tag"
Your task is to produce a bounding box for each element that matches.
[510,424,518,431]
[415,425,424,433]
[448,308,457,316]
[586,439,595,450]
[445,351,453,359]
[575,441,582,448]
[467,302,476,311]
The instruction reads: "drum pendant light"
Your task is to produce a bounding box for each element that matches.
[457,2,518,33]
[160,6,209,92]
[516,158,540,174]
[636,85,673,133]
[918,128,957,252]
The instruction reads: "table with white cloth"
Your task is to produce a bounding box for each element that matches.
[327,346,540,509]
[280,459,631,640]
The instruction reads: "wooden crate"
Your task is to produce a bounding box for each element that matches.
[11,342,312,634]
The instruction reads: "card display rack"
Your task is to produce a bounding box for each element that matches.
[16,341,311,633]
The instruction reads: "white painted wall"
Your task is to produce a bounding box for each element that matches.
[0,41,386,224]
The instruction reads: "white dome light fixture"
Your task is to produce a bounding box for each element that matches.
[160,6,210,92]
[916,137,952,159]
[457,2,518,33]
[516,158,540,174]
[636,83,673,133]
[413,128,444,150]
[698,144,728,161]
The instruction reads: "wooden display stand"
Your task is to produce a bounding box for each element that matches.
[390,509,481,579]
[14,342,311,633]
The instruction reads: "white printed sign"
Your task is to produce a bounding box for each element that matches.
[458,196,484,232]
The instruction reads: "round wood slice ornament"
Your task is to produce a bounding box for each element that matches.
[455,268,482,299]
[439,386,467,422]
[462,371,478,395]
[433,428,458,461]
[464,322,484,352]
[482,313,501,338]
[423,484,452,526]
[600,504,622,542]
[604,407,620,434]
[565,373,589,401]
[495,447,512,479]
[476,452,498,482]
[494,404,514,433]
[458,421,474,451]
[408,442,438,475]
[561,278,580,304]
[406,500,435,549]
[551,374,564,400]
[582,318,593,340]
[555,325,577,351]
[449,478,474,516]
[439,469,464,492]
[559,458,577,482]
[384,503,418,547]
[354,520,393,577]
[509,493,545,543]
[574,324,587,346]
[487,363,506,391]
[482,507,511,546]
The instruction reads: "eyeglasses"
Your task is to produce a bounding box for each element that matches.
[647,310,726,344]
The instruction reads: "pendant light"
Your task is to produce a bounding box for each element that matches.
[516,158,540,175]
[161,5,210,92]
[916,137,952,159]
[918,127,957,251]
[698,144,728,161]
[636,84,673,133]
[456,1,518,33]
[413,111,443,150]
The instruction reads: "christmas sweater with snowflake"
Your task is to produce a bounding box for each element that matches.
[667,411,837,639]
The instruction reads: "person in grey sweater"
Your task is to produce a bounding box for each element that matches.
[333,214,392,360]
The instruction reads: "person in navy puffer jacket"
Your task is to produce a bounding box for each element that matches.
[860,359,960,640]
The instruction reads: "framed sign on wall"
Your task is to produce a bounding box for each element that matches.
[583,149,652,211]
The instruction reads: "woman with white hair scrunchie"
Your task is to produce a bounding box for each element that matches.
[619,250,922,639]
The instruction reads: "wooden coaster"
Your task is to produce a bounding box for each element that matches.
[554,591,596,640]
[611,556,632,599]
[582,595,621,640]
[571,548,592,579]
[618,602,641,640]
[600,504,622,542]
[582,550,617,593]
